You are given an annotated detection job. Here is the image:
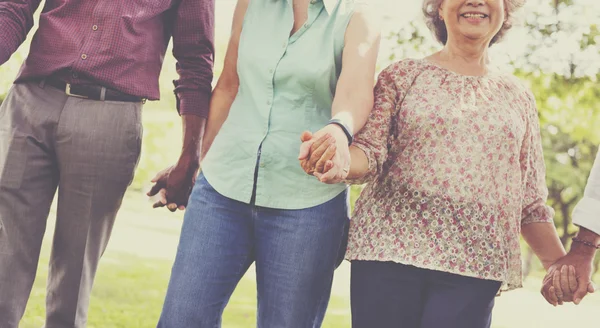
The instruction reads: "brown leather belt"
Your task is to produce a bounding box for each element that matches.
[45,79,144,103]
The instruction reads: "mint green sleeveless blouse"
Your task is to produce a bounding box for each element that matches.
[202,0,354,209]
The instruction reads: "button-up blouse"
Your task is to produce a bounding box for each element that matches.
[202,0,354,209]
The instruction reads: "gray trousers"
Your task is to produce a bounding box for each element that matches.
[0,82,143,328]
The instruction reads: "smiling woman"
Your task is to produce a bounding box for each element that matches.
[298,0,572,327]
[423,0,524,46]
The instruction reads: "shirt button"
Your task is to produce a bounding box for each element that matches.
[81,54,88,60]
[267,100,271,105]
[259,162,266,168]
[282,42,287,48]
[92,25,98,31]
[269,69,274,74]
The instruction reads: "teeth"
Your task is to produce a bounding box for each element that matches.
[463,13,486,18]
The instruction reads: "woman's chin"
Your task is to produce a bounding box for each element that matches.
[455,31,491,44]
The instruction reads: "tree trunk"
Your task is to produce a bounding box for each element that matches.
[560,203,570,245]
[522,247,535,280]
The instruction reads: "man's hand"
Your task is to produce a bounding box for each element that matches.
[298,124,350,184]
[147,156,199,212]
[541,250,596,306]
[147,115,204,211]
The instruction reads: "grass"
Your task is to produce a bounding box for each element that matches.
[22,251,350,328]
[19,193,351,328]
[18,192,600,328]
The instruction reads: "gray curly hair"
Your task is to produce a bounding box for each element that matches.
[422,0,524,46]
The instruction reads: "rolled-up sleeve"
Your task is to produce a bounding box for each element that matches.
[520,90,555,225]
[0,0,42,65]
[172,0,215,118]
[572,149,600,235]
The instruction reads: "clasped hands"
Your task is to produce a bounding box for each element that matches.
[146,154,200,212]
[540,252,596,306]
[298,124,351,184]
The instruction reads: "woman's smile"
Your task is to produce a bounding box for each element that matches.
[459,11,489,24]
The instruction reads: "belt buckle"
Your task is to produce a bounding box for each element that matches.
[65,83,88,99]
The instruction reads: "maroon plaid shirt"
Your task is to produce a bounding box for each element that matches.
[0,0,214,117]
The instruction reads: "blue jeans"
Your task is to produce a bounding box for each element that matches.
[157,174,349,328]
[351,261,502,328]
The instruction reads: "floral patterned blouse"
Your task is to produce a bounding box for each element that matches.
[346,58,554,291]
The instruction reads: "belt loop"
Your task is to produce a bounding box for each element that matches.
[38,80,46,89]
[100,87,107,101]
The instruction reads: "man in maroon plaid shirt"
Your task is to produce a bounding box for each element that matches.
[0,1,214,327]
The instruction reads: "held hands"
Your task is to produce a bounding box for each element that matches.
[146,156,199,212]
[541,253,596,306]
[298,124,351,184]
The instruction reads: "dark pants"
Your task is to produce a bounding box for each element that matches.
[351,261,501,328]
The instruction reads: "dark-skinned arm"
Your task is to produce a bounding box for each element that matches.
[147,0,215,211]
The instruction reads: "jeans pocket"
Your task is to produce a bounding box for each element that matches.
[0,131,27,190]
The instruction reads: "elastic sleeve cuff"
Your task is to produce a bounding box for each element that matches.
[522,204,555,226]
[342,141,376,185]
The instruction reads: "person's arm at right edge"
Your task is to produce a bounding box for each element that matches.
[545,150,600,304]
[572,149,600,241]
[200,0,248,161]
[0,0,42,65]
[572,147,600,273]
